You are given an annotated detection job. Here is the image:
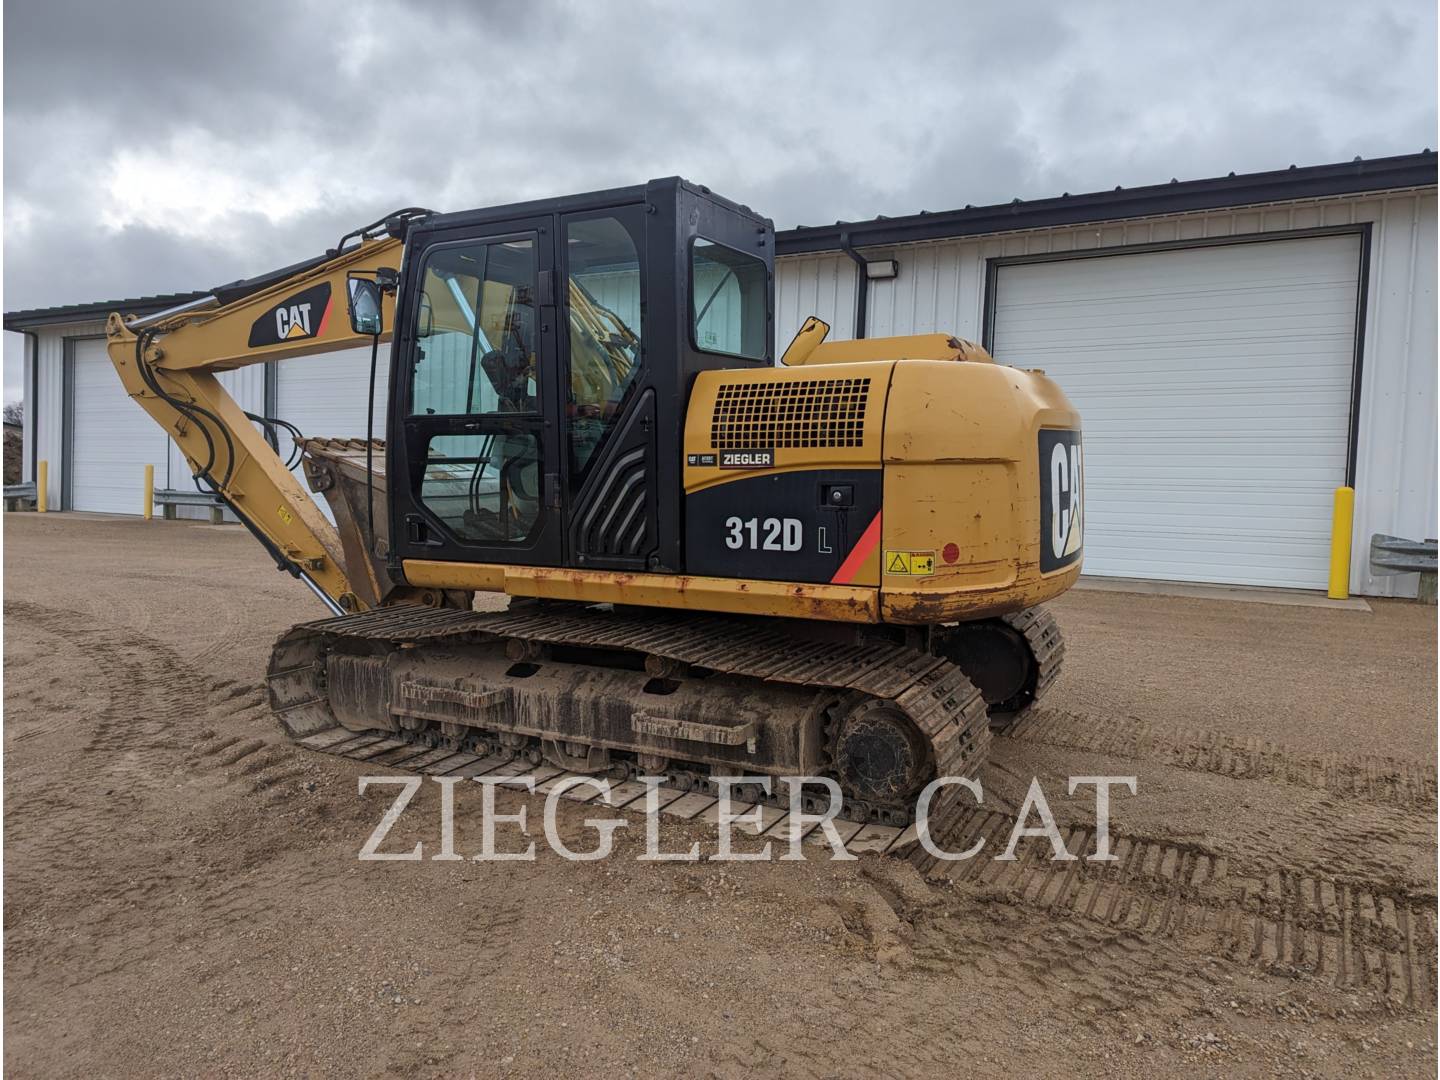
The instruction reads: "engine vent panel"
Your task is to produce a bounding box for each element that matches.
[710,377,871,450]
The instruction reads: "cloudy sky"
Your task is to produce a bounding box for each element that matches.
[3,0,1435,401]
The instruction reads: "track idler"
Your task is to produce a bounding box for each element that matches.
[933,606,1065,728]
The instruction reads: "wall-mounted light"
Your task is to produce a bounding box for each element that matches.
[865,259,899,280]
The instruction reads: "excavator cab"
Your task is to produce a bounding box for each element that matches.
[381,178,772,579]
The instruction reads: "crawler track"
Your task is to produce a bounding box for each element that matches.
[267,604,995,829]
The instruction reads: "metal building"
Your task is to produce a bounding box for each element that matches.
[6,152,1436,596]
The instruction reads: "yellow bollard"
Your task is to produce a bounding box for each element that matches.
[143,464,154,520]
[1327,486,1354,599]
[36,459,47,513]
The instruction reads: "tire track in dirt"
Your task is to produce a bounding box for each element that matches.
[5,599,206,769]
[1006,707,1437,809]
[1,601,300,813]
[183,678,316,807]
[4,600,219,929]
[912,807,1438,1010]
[2,617,102,745]
[911,912,1222,1016]
[3,603,308,925]
[68,568,253,668]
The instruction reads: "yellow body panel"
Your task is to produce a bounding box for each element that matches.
[879,360,1082,621]
[780,316,994,366]
[804,334,994,366]
[402,560,879,622]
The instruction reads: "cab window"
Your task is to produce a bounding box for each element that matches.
[691,238,767,359]
[409,238,538,415]
[565,214,643,484]
[419,432,541,543]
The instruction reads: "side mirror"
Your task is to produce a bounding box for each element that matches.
[347,278,383,336]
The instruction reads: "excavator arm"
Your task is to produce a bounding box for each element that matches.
[105,220,419,613]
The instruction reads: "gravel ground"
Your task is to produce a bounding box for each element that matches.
[4,513,1435,1079]
[1050,587,1436,761]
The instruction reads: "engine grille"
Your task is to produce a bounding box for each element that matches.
[710,377,871,450]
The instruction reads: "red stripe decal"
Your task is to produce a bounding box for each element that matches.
[830,512,882,585]
[317,295,333,337]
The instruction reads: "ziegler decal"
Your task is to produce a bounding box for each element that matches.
[1038,429,1084,573]
[720,449,773,469]
[248,283,333,348]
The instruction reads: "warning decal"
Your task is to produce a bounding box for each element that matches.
[884,550,935,576]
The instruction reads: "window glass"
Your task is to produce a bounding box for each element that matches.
[566,216,643,483]
[691,238,767,359]
[420,432,541,542]
[410,238,538,415]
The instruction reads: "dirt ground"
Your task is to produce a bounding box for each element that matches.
[4,513,1436,1079]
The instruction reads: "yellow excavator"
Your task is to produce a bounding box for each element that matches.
[106,177,1083,827]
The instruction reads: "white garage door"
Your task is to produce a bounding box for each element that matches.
[274,347,390,522]
[991,233,1361,589]
[69,338,170,514]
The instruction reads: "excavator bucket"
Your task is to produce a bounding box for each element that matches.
[297,438,391,610]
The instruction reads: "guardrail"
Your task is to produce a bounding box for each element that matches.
[155,488,226,524]
[4,481,37,511]
[1370,533,1437,603]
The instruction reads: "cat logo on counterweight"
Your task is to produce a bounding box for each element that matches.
[1038,429,1084,573]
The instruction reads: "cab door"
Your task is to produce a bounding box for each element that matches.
[389,218,565,567]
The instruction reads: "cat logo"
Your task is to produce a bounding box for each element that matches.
[248,283,333,348]
[1038,429,1084,573]
[276,302,314,339]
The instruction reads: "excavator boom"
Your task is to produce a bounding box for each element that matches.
[106,226,412,611]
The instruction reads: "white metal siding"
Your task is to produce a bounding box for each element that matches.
[1351,193,1438,597]
[69,336,170,513]
[163,366,266,491]
[991,235,1361,589]
[774,254,859,347]
[776,189,1438,596]
[26,320,106,509]
[21,324,265,517]
[274,347,390,522]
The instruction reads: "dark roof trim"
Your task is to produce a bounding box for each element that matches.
[776,151,1437,256]
[3,290,208,331]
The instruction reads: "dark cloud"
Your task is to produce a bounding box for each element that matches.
[4,0,1435,399]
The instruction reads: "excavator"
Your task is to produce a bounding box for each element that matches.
[106,177,1083,830]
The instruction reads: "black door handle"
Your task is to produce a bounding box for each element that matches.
[405,514,444,546]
